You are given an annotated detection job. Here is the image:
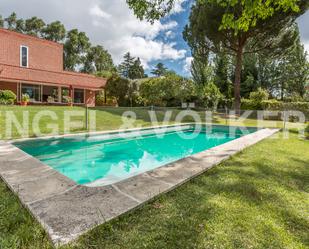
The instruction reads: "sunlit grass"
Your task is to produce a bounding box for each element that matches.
[0,131,308,249]
[0,106,307,140]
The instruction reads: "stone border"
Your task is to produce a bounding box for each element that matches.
[0,126,279,246]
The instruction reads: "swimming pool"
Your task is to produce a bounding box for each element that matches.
[14,125,257,186]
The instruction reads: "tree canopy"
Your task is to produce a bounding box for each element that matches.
[63,29,91,71]
[127,0,308,110]
[151,62,168,77]
[126,0,305,33]
[105,74,130,105]
[42,21,66,42]
[82,45,114,73]
[183,0,308,110]
[118,52,146,79]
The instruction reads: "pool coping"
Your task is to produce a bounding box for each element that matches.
[0,125,279,246]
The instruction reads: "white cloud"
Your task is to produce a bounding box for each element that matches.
[165,30,175,39]
[90,5,111,19]
[0,0,187,68]
[171,0,189,14]
[184,56,193,73]
[88,1,184,66]
[107,36,186,69]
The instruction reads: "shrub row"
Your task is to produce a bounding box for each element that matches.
[241,99,309,120]
[242,99,309,111]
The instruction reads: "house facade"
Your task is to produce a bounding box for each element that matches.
[0,28,107,106]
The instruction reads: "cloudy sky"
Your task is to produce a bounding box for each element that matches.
[0,0,308,76]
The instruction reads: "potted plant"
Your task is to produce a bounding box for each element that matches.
[63,96,73,106]
[21,94,30,106]
[47,96,55,103]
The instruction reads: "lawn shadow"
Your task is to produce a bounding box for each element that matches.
[69,142,309,249]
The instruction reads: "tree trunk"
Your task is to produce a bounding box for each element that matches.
[234,47,243,114]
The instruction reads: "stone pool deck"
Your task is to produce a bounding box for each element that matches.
[0,127,279,246]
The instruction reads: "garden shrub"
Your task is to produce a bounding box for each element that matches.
[249,87,269,102]
[241,98,255,110]
[138,74,196,107]
[261,99,282,110]
[261,101,309,121]
[241,88,270,110]
[201,82,223,111]
[95,91,105,106]
[0,90,16,105]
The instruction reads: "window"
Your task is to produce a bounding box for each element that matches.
[20,46,28,67]
[42,86,59,103]
[21,84,41,102]
[74,89,85,104]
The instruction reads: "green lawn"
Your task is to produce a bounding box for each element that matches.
[0,105,305,139]
[0,131,308,249]
[0,106,308,249]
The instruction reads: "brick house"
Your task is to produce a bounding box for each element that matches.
[0,28,107,106]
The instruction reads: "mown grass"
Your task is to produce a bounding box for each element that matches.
[0,131,308,249]
[0,105,306,139]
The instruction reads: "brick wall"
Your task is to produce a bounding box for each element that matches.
[0,81,18,95]
[0,29,63,72]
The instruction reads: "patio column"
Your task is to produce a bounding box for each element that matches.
[58,86,61,103]
[70,85,73,103]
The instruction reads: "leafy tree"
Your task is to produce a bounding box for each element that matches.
[0,15,4,28]
[240,53,260,97]
[24,17,45,37]
[129,58,145,79]
[105,74,130,106]
[118,52,135,78]
[255,26,309,100]
[4,12,25,33]
[139,73,195,106]
[15,19,25,33]
[191,54,214,86]
[201,82,223,110]
[151,62,168,77]
[183,1,307,111]
[118,53,145,79]
[138,78,167,106]
[127,0,308,111]
[42,21,66,42]
[4,12,17,30]
[82,45,114,73]
[127,0,303,32]
[64,29,91,71]
[276,33,309,99]
[213,52,233,98]
[95,70,114,79]
[127,80,138,107]
[174,78,197,103]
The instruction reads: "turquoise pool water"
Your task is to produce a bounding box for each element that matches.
[14,125,256,186]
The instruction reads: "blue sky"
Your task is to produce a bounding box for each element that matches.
[0,0,308,77]
[145,0,192,76]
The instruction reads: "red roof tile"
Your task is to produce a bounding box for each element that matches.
[0,63,106,90]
